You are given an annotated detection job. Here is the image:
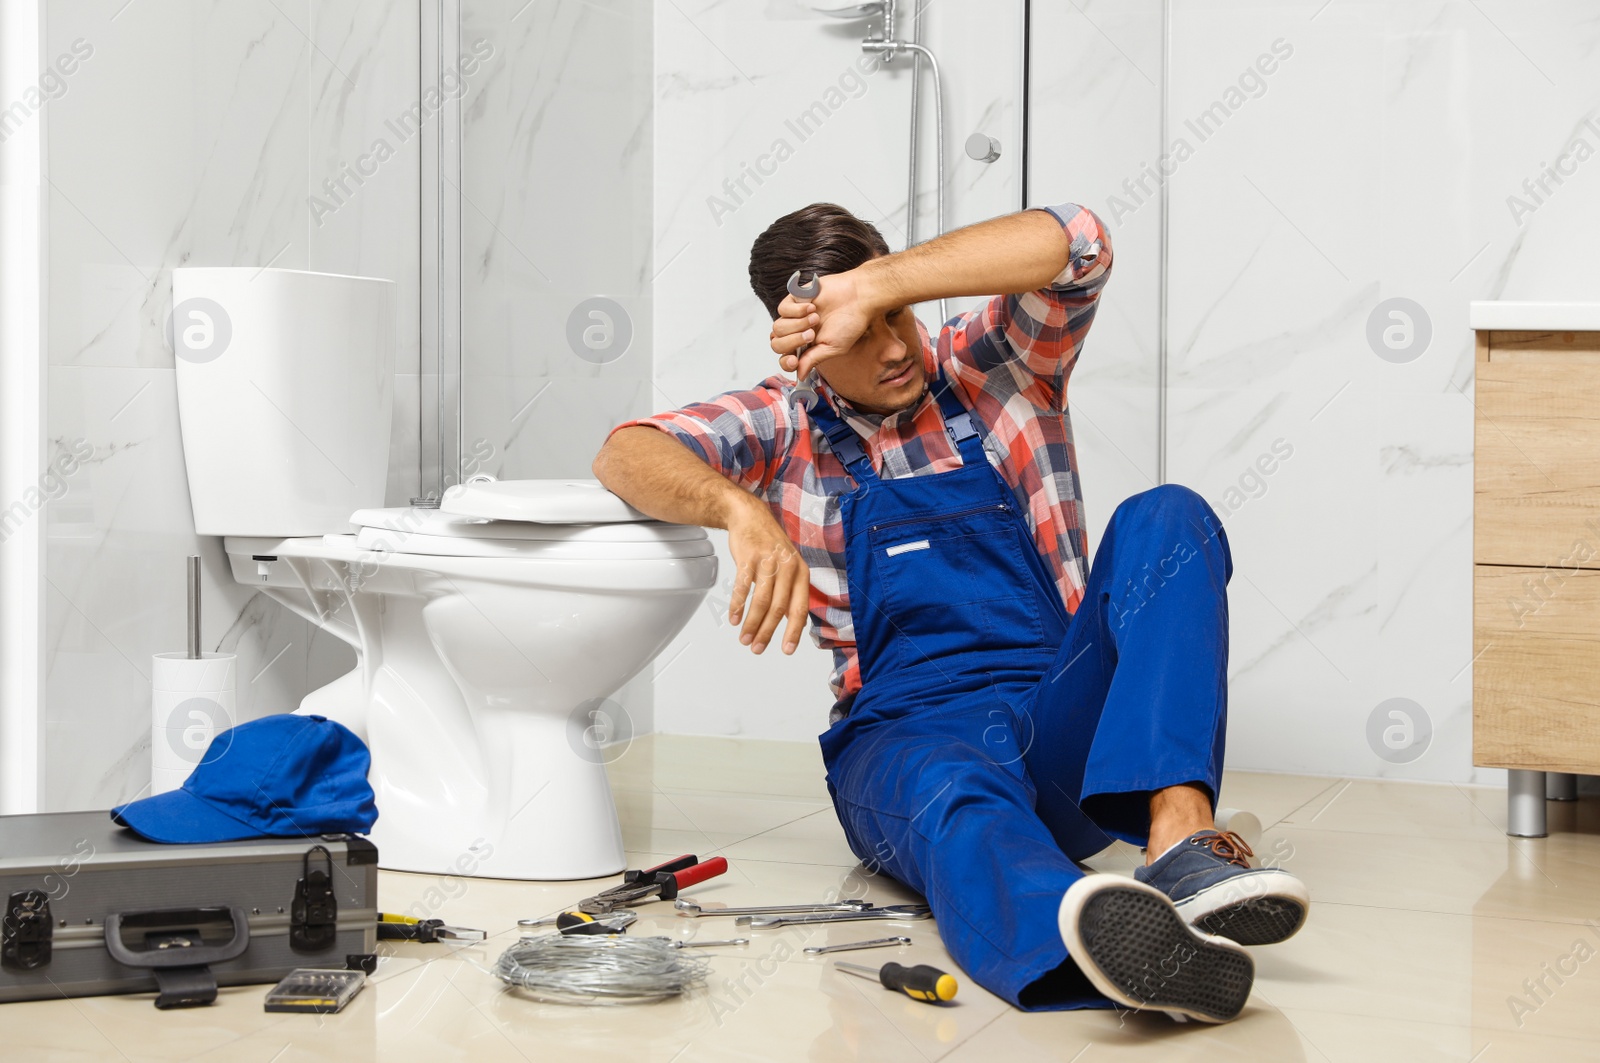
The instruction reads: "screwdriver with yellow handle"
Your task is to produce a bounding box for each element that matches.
[835,960,959,1003]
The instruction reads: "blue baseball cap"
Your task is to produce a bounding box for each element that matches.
[112,714,378,843]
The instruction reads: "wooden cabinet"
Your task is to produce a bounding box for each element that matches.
[1473,323,1600,833]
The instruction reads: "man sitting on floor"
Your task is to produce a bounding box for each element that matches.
[593,201,1310,1022]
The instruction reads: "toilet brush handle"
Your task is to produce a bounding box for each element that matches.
[186,555,201,660]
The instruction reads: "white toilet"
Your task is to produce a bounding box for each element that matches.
[172,267,715,880]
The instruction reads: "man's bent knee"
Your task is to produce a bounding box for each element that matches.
[1117,483,1222,536]
[1109,484,1231,581]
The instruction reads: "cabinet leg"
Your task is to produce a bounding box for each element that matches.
[1508,770,1548,838]
[1546,772,1578,801]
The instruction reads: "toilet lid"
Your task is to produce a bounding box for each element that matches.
[439,478,649,523]
[349,506,704,541]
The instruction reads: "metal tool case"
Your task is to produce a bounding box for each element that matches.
[0,811,377,1007]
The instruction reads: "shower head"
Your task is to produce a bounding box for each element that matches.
[810,2,886,19]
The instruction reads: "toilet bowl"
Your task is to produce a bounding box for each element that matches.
[227,491,714,880]
[171,266,715,879]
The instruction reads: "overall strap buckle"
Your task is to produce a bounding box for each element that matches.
[806,391,877,483]
[822,422,869,471]
[943,409,978,445]
[932,375,984,460]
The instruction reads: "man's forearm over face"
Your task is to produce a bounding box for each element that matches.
[853,207,1075,315]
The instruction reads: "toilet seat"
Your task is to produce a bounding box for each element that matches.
[339,479,713,559]
[346,505,712,560]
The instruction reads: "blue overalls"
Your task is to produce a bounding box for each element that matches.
[809,370,1233,1011]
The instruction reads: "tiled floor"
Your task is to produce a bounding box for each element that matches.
[4,735,1599,1062]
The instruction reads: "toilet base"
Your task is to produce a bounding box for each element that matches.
[293,646,630,882]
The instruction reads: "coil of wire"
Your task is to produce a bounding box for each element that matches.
[495,934,713,1005]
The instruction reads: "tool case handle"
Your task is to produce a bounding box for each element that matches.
[104,906,251,969]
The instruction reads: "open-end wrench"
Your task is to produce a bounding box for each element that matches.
[738,904,933,929]
[803,935,913,955]
[786,269,823,410]
[674,898,872,919]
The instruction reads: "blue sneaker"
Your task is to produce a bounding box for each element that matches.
[1057,875,1255,1024]
[1134,830,1309,946]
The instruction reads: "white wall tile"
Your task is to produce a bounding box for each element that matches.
[1167,0,1600,782]
[458,0,654,479]
[46,0,312,370]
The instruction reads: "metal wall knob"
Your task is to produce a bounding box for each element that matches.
[965,133,1000,163]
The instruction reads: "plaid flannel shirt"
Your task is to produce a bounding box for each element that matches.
[614,203,1112,713]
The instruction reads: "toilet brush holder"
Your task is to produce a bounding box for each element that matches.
[150,652,237,795]
[150,554,235,795]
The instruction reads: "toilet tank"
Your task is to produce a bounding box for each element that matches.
[173,268,395,536]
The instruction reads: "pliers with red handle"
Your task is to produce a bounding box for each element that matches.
[578,854,729,915]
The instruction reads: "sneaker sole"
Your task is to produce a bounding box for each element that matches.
[1058,875,1254,1024]
[1173,869,1310,946]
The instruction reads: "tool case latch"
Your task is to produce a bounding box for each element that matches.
[319,832,378,866]
[2,890,53,971]
[290,845,338,952]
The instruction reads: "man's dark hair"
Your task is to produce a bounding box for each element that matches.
[748,203,891,319]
